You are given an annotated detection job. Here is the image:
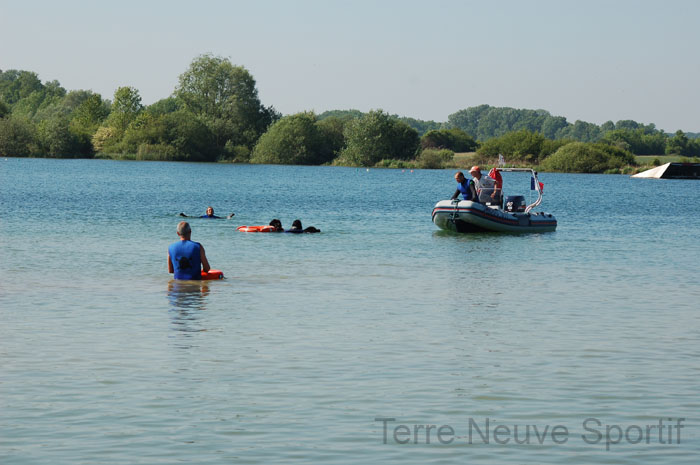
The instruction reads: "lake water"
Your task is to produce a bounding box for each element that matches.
[1,158,698,464]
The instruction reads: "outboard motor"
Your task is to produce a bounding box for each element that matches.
[505,195,526,212]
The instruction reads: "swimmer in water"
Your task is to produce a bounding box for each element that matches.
[179,206,235,219]
[286,219,321,234]
[269,219,284,231]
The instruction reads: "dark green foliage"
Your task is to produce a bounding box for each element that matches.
[107,86,143,132]
[397,116,443,136]
[540,142,634,173]
[147,97,182,116]
[250,112,329,165]
[374,159,417,169]
[337,110,419,166]
[446,105,670,148]
[113,109,215,161]
[175,54,278,153]
[600,121,615,132]
[317,109,364,121]
[600,128,666,155]
[416,148,454,169]
[0,70,44,105]
[0,116,36,156]
[71,94,109,131]
[541,138,573,159]
[665,130,700,156]
[477,129,549,163]
[160,110,216,161]
[10,80,66,121]
[448,105,569,141]
[420,128,477,152]
[540,116,569,139]
[593,143,636,166]
[1,66,696,165]
[36,116,85,157]
[555,120,602,142]
[316,116,347,161]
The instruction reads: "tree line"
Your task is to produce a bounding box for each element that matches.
[1,55,699,173]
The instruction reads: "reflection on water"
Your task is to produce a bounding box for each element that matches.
[167,280,209,346]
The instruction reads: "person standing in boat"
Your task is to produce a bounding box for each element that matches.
[168,221,211,280]
[451,171,478,201]
[470,166,499,205]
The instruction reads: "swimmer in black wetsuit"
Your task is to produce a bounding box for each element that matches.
[269,219,284,231]
[179,206,235,219]
[287,219,320,234]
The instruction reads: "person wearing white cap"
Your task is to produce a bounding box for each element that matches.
[470,165,498,205]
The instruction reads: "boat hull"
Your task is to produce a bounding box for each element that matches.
[432,200,557,233]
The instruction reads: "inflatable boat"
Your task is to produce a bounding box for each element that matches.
[432,168,557,233]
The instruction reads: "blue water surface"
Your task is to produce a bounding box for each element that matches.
[1,158,698,464]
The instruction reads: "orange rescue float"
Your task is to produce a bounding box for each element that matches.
[201,269,224,280]
[236,225,276,233]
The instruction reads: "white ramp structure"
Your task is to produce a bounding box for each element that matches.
[632,162,700,179]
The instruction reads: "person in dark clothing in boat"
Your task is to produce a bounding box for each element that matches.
[451,171,478,201]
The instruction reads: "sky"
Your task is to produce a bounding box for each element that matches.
[1,0,699,132]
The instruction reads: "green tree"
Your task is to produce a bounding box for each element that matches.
[600,120,615,133]
[666,130,689,155]
[161,110,215,161]
[0,100,9,118]
[540,116,568,139]
[107,86,143,131]
[147,97,182,116]
[175,54,278,152]
[397,116,443,136]
[316,116,347,162]
[317,109,364,121]
[0,116,36,156]
[37,116,79,157]
[448,105,572,141]
[540,142,632,173]
[601,128,666,155]
[477,129,547,163]
[0,70,43,105]
[555,120,602,142]
[420,128,477,152]
[10,79,66,120]
[416,148,454,169]
[336,110,419,166]
[71,94,109,130]
[251,112,330,165]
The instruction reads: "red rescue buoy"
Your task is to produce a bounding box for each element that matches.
[236,225,276,232]
[201,269,224,280]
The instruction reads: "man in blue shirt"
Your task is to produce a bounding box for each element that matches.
[451,171,477,201]
[168,221,211,280]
